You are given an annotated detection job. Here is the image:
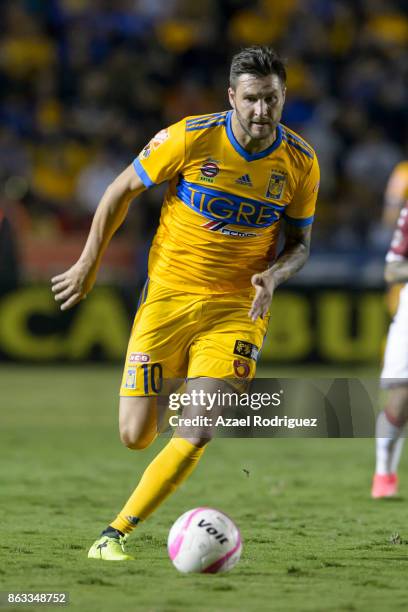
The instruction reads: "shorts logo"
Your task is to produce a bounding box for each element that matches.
[124,368,137,390]
[200,159,219,183]
[233,359,250,378]
[129,352,150,363]
[266,170,286,200]
[234,340,259,361]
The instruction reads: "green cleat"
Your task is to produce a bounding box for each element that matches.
[88,534,134,561]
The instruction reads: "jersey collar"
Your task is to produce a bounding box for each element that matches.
[226,110,283,161]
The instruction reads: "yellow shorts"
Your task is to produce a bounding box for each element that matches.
[120,278,269,396]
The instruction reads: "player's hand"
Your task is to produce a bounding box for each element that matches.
[51,262,96,311]
[248,271,275,322]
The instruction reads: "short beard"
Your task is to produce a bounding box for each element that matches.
[235,107,275,141]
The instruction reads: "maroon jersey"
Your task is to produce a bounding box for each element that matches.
[388,201,408,260]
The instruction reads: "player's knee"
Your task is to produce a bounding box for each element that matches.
[386,387,408,425]
[120,425,156,450]
[119,396,157,450]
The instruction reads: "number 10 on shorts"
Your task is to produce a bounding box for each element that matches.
[124,363,163,394]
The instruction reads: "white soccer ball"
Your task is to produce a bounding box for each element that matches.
[167,507,242,573]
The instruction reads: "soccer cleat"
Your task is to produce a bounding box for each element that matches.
[371,473,398,499]
[87,534,134,561]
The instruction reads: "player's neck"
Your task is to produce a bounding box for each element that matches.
[230,112,277,154]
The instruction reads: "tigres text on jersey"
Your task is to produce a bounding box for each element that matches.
[133,110,320,294]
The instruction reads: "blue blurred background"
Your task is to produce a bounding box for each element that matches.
[1,0,407,364]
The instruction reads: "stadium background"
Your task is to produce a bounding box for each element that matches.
[1,0,407,365]
[2,3,408,611]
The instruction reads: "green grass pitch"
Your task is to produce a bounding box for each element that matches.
[1,365,407,611]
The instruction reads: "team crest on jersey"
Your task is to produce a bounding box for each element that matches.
[199,159,220,183]
[266,170,287,200]
[140,128,169,159]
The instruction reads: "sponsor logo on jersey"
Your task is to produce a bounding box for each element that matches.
[266,170,287,200]
[124,368,137,390]
[129,352,150,363]
[236,174,253,186]
[201,220,257,237]
[234,340,259,361]
[202,219,228,231]
[199,159,220,183]
[177,179,283,228]
[221,228,257,238]
[233,359,251,378]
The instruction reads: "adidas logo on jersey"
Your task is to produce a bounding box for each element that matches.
[235,174,252,186]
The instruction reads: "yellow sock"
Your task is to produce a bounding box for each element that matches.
[110,437,205,534]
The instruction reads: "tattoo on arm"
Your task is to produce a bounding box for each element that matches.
[268,224,311,287]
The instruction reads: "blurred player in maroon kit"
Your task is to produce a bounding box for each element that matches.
[372,162,408,498]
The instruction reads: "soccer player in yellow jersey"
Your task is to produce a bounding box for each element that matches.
[51,46,320,560]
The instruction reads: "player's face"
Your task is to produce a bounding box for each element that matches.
[228,74,286,141]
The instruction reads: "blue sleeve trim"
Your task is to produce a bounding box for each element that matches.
[282,127,314,154]
[186,112,228,126]
[186,120,227,131]
[282,135,314,159]
[133,158,155,188]
[283,214,314,227]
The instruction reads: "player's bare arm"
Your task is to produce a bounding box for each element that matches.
[384,261,408,284]
[51,165,145,311]
[382,162,408,229]
[249,224,311,321]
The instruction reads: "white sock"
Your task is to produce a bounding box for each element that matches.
[375,410,405,475]
[390,436,405,474]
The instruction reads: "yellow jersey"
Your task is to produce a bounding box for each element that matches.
[133,110,319,294]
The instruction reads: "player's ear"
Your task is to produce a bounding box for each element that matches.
[228,87,235,109]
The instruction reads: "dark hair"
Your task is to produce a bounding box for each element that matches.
[229,46,286,89]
